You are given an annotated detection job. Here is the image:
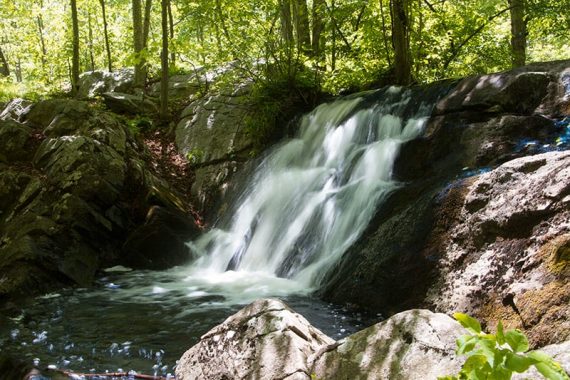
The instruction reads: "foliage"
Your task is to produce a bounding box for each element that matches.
[439,313,570,380]
[126,114,152,136]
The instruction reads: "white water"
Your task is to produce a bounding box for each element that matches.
[181,86,434,299]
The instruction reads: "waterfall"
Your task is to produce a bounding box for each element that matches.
[185,86,436,295]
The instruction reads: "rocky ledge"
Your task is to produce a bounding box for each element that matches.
[176,299,570,380]
[0,98,200,305]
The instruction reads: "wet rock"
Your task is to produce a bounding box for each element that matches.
[425,150,570,347]
[102,92,159,115]
[176,298,333,380]
[76,69,134,99]
[123,206,201,270]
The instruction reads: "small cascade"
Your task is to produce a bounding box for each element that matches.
[185,86,438,291]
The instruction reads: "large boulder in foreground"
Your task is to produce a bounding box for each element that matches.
[176,299,467,380]
[176,298,334,380]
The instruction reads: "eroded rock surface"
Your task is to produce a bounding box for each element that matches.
[176,300,471,380]
[176,299,334,380]
[425,150,570,347]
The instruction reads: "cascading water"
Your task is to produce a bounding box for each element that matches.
[184,86,434,293]
[0,86,443,376]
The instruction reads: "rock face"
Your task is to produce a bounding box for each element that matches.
[425,150,570,347]
[175,83,255,217]
[176,299,467,380]
[176,299,334,380]
[0,99,199,302]
[75,69,134,99]
[321,59,570,340]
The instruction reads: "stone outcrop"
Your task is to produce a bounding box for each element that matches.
[176,299,468,380]
[0,99,199,302]
[321,60,570,338]
[425,150,570,347]
[175,82,255,217]
[75,69,134,99]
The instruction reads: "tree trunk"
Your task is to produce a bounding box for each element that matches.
[509,0,526,67]
[132,0,145,88]
[100,0,113,72]
[160,0,169,120]
[37,15,47,72]
[0,46,10,77]
[167,0,175,66]
[390,0,412,85]
[292,0,311,53]
[331,0,336,71]
[379,0,392,66]
[87,10,95,71]
[311,0,326,58]
[141,0,153,84]
[71,0,80,94]
[16,57,22,82]
[279,0,294,46]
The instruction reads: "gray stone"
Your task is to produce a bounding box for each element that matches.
[102,91,158,115]
[0,98,33,122]
[148,73,204,99]
[311,309,464,380]
[0,119,33,161]
[76,69,134,99]
[176,299,334,380]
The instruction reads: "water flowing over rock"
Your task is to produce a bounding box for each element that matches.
[321,60,570,325]
[176,299,466,380]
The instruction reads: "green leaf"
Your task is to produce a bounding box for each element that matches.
[504,329,529,353]
[504,352,536,373]
[462,354,488,372]
[457,335,478,355]
[528,351,570,380]
[496,321,505,346]
[454,313,482,334]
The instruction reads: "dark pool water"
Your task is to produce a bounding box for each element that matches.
[0,267,378,378]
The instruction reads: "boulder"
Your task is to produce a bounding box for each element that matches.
[122,206,201,270]
[102,92,159,115]
[0,119,33,162]
[311,309,464,380]
[75,69,134,99]
[176,299,334,380]
[0,98,33,122]
[423,151,570,347]
[148,73,204,99]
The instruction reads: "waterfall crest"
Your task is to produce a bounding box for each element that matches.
[186,86,436,293]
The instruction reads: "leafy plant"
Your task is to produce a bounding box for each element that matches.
[439,313,569,380]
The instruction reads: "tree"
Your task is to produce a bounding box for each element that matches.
[100,0,113,72]
[160,0,169,119]
[509,0,526,67]
[390,0,412,85]
[71,0,80,94]
[292,0,311,53]
[0,45,9,77]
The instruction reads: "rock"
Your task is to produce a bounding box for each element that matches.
[424,150,570,347]
[0,119,33,161]
[176,300,467,380]
[148,73,204,99]
[176,298,334,380]
[76,69,134,99]
[0,98,195,302]
[122,206,201,270]
[0,98,33,122]
[311,309,464,380]
[175,84,255,216]
[102,91,158,115]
